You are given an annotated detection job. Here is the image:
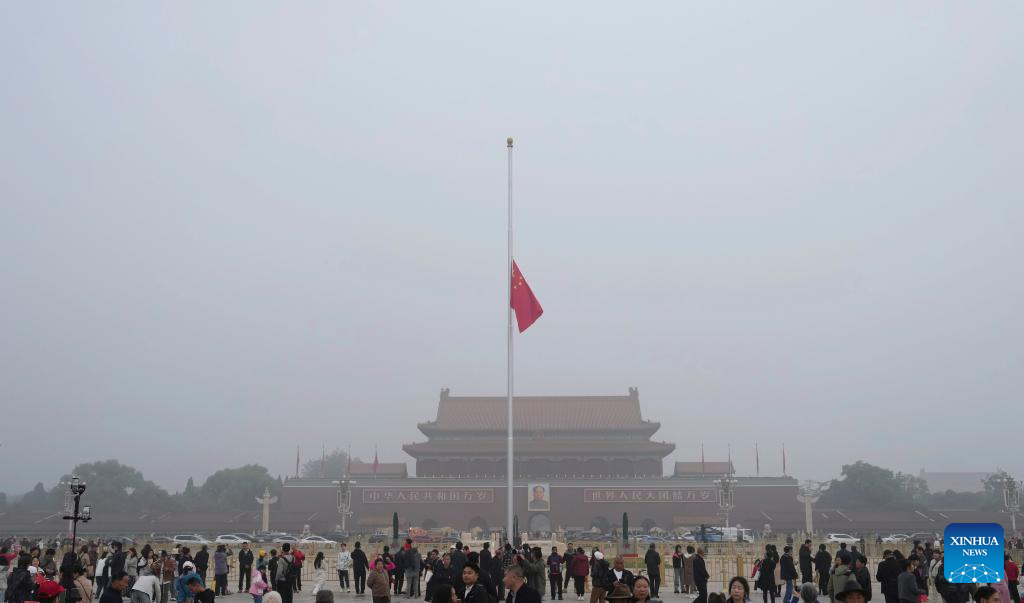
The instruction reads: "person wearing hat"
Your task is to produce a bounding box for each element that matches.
[503,566,540,603]
[835,580,867,603]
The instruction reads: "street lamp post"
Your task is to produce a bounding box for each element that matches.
[797,481,827,538]
[714,474,737,529]
[1001,476,1020,535]
[333,479,356,534]
[61,476,91,551]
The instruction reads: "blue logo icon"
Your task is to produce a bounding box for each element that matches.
[943,523,1004,584]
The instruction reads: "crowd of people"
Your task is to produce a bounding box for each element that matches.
[3,537,1020,603]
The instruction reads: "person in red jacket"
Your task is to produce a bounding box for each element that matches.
[292,549,305,592]
[1004,553,1020,603]
[569,548,590,601]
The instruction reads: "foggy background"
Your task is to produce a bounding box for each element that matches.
[1,3,1022,497]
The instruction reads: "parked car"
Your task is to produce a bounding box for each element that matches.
[881,534,910,543]
[908,532,940,545]
[825,533,859,544]
[368,533,387,543]
[300,535,337,546]
[173,534,210,545]
[149,535,175,544]
[215,534,248,545]
[272,535,299,544]
[109,536,137,546]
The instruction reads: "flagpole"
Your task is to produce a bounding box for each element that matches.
[506,136,515,546]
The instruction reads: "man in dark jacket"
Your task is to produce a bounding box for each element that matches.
[876,550,901,603]
[693,548,710,603]
[450,543,467,594]
[562,543,575,593]
[814,545,832,597]
[644,544,661,598]
[5,555,36,603]
[780,546,799,603]
[238,543,254,594]
[547,547,563,601]
[194,546,210,584]
[853,555,872,602]
[101,571,131,603]
[800,541,814,586]
[503,566,541,603]
[351,542,369,596]
[897,559,924,603]
[394,546,407,595]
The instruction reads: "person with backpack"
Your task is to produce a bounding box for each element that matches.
[5,554,36,603]
[276,545,295,603]
[547,546,563,601]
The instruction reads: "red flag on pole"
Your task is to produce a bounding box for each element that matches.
[510,260,543,332]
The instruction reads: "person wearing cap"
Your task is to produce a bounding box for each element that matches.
[503,566,540,603]
[835,579,867,603]
[590,551,611,603]
[175,563,203,603]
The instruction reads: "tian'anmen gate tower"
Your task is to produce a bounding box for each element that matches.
[281,388,801,536]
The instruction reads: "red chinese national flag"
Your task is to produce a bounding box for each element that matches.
[510,260,543,332]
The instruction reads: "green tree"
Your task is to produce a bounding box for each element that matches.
[193,465,280,510]
[820,461,919,508]
[56,460,174,512]
[300,449,353,479]
[20,482,49,508]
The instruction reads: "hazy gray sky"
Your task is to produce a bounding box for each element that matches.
[2,3,1022,496]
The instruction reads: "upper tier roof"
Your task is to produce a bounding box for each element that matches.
[419,387,660,435]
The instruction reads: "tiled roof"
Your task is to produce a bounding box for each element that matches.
[403,439,675,456]
[422,389,653,432]
[674,461,736,476]
[349,462,408,477]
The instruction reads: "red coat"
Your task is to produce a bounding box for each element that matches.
[570,554,590,578]
[1005,561,1019,582]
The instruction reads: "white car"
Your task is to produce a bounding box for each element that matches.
[173,534,210,545]
[881,534,910,543]
[825,533,859,544]
[273,535,299,544]
[300,535,337,546]
[215,534,248,545]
